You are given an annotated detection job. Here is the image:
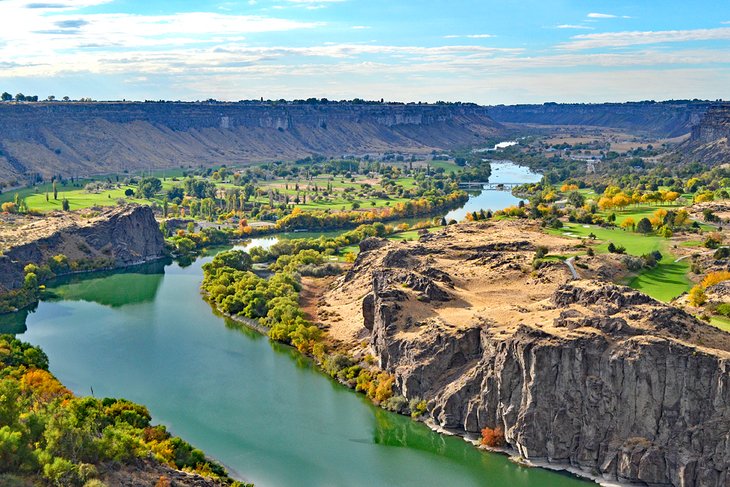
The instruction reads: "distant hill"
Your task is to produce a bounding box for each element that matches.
[486,100,713,137]
[0,102,503,184]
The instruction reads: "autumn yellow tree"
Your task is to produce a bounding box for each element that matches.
[620,217,636,231]
[663,191,681,205]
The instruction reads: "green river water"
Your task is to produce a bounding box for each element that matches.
[3,162,593,487]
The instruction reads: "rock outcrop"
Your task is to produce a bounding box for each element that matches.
[680,104,730,164]
[323,222,730,486]
[0,102,502,183]
[0,205,165,296]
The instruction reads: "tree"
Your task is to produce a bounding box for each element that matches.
[567,191,585,208]
[620,217,635,231]
[52,180,58,200]
[137,177,162,199]
[124,188,134,197]
[636,217,653,234]
[14,93,25,101]
[1,92,11,101]
[1,202,17,213]
[688,285,706,306]
[61,198,70,211]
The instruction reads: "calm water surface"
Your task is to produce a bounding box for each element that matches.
[7,161,591,487]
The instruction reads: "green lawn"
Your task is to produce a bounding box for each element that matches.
[553,222,693,302]
[628,259,691,302]
[710,315,730,333]
[4,185,156,212]
[554,222,663,255]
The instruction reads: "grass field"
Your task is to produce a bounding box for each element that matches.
[552,222,693,301]
[1,184,156,212]
[628,259,692,302]
[710,315,730,333]
[555,222,663,255]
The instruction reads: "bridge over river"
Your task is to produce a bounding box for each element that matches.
[458,181,522,190]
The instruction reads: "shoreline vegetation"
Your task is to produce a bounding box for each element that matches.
[0,334,251,487]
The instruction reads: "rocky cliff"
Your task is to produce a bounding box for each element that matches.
[680,104,730,163]
[486,101,711,137]
[0,205,165,296]
[322,222,730,486]
[0,102,502,183]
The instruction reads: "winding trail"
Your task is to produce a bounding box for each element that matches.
[566,257,580,280]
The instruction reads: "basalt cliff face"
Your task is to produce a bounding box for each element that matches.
[486,101,711,137]
[680,104,730,164]
[0,102,502,183]
[0,205,165,296]
[323,222,730,486]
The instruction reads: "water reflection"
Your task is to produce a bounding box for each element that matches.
[42,259,169,309]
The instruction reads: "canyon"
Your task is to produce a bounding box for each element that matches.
[0,102,501,184]
[320,221,730,487]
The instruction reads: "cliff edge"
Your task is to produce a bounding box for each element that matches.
[0,102,502,183]
[0,205,165,299]
[320,221,730,486]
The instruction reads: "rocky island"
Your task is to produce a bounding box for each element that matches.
[317,221,730,487]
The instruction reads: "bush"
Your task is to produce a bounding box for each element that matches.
[688,286,707,306]
[381,395,408,414]
[716,303,730,317]
[534,246,548,259]
[714,247,730,259]
[480,427,506,447]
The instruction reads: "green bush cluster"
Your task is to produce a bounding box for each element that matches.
[0,335,243,486]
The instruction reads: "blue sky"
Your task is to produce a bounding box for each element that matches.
[1,0,729,103]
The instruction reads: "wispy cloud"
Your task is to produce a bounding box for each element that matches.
[442,34,494,39]
[587,12,631,19]
[555,24,594,30]
[560,27,730,50]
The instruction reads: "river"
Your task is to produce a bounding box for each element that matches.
[5,161,591,487]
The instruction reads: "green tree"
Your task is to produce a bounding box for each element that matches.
[137,177,162,199]
[1,92,11,101]
[53,180,58,200]
[636,217,653,234]
[61,198,70,211]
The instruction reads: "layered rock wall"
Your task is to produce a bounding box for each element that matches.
[0,205,165,295]
[348,230,730,486]
[0,102,502,182]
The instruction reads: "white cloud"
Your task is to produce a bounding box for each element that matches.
[587,13,617,18]
[560,27,730,50]
[442,34,494,39]
[587,13,632,19]
[556,24,594,30]
[351,25,370,30]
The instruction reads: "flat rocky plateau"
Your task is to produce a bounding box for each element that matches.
[319,221,730,487]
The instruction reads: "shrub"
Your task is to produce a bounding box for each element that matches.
[716,303,730,317]
[714,247,730,259]
[701,271,730,289]
[688,286,707,306]
[480,427,506,448]
[381,395,408,414]
[409,398,428,418]
[534,246,548,259]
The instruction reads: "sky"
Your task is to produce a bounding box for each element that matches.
[0,0,729,104]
